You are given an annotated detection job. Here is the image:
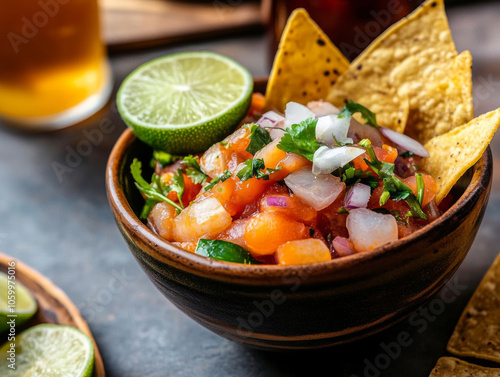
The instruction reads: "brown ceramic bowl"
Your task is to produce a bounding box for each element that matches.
[106,81,492,351]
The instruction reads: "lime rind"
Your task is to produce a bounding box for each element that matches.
[0,324,95,377]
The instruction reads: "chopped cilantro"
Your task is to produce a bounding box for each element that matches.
[181,155,208,185]
[335,164,378,189]
[416,173,425,206]
[130,159,183,218]
[276,117,323,161]
[363,145,427,220]
[338,207,349,214]
[245,124,272,155]
[338,101,378,129]
[204,170,232,191]
[236,158,282,181]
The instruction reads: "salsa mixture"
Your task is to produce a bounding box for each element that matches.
[132,97,448,265]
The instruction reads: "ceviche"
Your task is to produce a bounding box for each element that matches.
[132,99,447,265]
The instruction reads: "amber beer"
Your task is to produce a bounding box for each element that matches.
[0,0,111,129]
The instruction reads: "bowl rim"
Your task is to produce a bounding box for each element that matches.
[106,128,492,285]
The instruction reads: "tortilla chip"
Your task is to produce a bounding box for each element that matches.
[421,108,500,204]
[265,8,349,113]
[327,0,462,139]
[447,252,500,364]
[405,50,473,143]
[429,357,500,377]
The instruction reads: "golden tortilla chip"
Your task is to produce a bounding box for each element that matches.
[327,0,464,139]
[447,252,500,364]
[405,50,473,142]
[421,108,500,204]
[265,8,349,113]
[429,357,500,377]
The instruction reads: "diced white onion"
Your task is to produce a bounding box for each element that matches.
[285,102,315,128]
[346,208,398,252]
[315,114,353,147]
[307,101,340,117]
[312,146,365,175]
[284,167,345,211]
[380,127,430,157]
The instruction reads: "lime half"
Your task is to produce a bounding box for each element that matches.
[0,324,95,377]
[117,51,254,154]
[0,272,37,333]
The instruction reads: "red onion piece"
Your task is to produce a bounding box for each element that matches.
[344,183,371,210]
[266,196,288,207]
[380,127,430,157]
[332,236,355,257]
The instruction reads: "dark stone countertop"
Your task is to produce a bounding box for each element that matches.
[2,2,500,376]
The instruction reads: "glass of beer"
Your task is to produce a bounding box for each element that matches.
[0,0,112,130]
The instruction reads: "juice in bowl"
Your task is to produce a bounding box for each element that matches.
[0,0,111,130]
[107,0,499,349]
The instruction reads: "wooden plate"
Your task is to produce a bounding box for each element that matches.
[0,253,105,377]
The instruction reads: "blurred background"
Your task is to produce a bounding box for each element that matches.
[1,1,500,376]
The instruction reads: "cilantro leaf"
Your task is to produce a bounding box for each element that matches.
[182,155,208,185]
[335,164,378,189]
[170,169,185,208]
[245,124,272,155]
[277,117,323,161]
[338,100,378,129]
[130,159,183,218]
[236,158,282,182]
[204,170,232,191]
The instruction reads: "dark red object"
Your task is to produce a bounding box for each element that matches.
[267,0,423,62]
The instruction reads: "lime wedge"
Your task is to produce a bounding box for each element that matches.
[0,272,37,333]
[117,51,253,154]
[0,324,95,377]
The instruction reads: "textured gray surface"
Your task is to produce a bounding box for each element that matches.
[2,3,500,376]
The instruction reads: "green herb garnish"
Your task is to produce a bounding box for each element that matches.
[416,173,425,206]
[276,117,322,161]
[130,159,183,219]
[363,145,427,220]
[245,124,272,155]
[338,100,378,129]
[182,155,208,185]
[204,170,232,191]
[236,158,282,181]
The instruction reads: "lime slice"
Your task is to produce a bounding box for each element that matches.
[0,324,95,377]
[117,51,253,154]
[0,272,37,333]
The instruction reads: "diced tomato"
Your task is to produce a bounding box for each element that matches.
[244,212,309,257]
[402,173,437,208]
[276,239,331,265]
[248,93,266,117]
[230,177,272,216]
[162,172,202,207]
[352,144,398,173]
[379,144,398,163]
[172,241,197,253]
[317,186,348,239]
[260,193,317,225]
